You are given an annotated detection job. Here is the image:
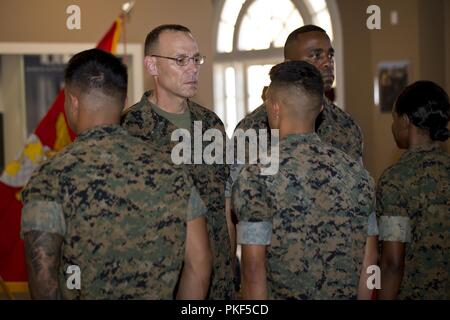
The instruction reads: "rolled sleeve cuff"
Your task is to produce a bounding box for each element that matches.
[379,215,411,243]
[21,201,66,238]
[237,221,272,245]
[367,211,379,236]
[187,187,207,221]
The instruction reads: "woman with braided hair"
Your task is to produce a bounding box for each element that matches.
[377,81,449,300]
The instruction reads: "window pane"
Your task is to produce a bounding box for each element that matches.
[217,0,246,53]
[217,21,234,53]
[221,0,245,24]
[273,10,304,47]
[238,0,303,51]
[238,11,272,50]
[307,0,326,13]
[24,55,66,136]
[246,64,273,113]
[314,10,334,41]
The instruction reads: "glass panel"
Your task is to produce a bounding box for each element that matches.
[24,54,67,136]
[217,21,234,53]
[238,0,303,51]
[314,10,334,41]
[246,64,273,113]
[273,10,304,47]
[221,0,245,24]
[307,0,326,13]
[238,12,272,50]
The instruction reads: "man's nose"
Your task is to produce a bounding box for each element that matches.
[186,59,200,73]
[324,55,334,68]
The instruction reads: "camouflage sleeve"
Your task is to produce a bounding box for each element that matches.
[224,163,244,198]
[21,201,66,237]
[207,109,231,187]
[20,164,65,237]
[343,120,363,165]
[346,108,364,164]
[376,171,412,243]
[186,186,207,221]
[224,120,247,198]
[233,164,273,245]
[358,172,378,236]
[367,211,379,236]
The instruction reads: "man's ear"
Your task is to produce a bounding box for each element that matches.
[269,101,281,127]
[69,92,79,120]
[400,113,410,129]
[273,101,280,119]
[144,56,158,76]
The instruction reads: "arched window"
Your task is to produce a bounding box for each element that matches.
[213,0,341,136]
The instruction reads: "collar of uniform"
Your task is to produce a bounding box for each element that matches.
[321,96,335,116]
[400,142,442,162]
[141,90,203,128]
[76,124,125,142]
[282,132,321,146]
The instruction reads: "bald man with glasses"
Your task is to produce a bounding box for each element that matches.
[122,24,234,300]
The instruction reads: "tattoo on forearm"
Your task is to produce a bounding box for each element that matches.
[24,230,63,299]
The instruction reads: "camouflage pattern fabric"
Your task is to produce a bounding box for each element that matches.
[122,91,234,299]
[225,98,363,197]
[377,143,450,299]
[234,133,375,299]
[21,125,204,299]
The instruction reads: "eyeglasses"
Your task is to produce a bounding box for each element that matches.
[151,54,206,66]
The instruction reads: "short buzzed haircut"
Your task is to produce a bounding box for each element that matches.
[268,60,324,110]
[144,24,191,56]
[64,48,128,105]
[284,25,328,58]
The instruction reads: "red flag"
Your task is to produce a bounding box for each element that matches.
[0,17,122,290]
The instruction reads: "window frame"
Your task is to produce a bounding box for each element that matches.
[213,0,344,136]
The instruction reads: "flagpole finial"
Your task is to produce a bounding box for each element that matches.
[121,1,135,16]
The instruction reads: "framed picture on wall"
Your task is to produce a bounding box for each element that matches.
[375,60,409,113]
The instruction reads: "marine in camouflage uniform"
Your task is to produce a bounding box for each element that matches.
[234,132,376,299]
[21,125,206,299]
[377,143,450,299]
[122,91,234,299]
[225,97,363,197]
